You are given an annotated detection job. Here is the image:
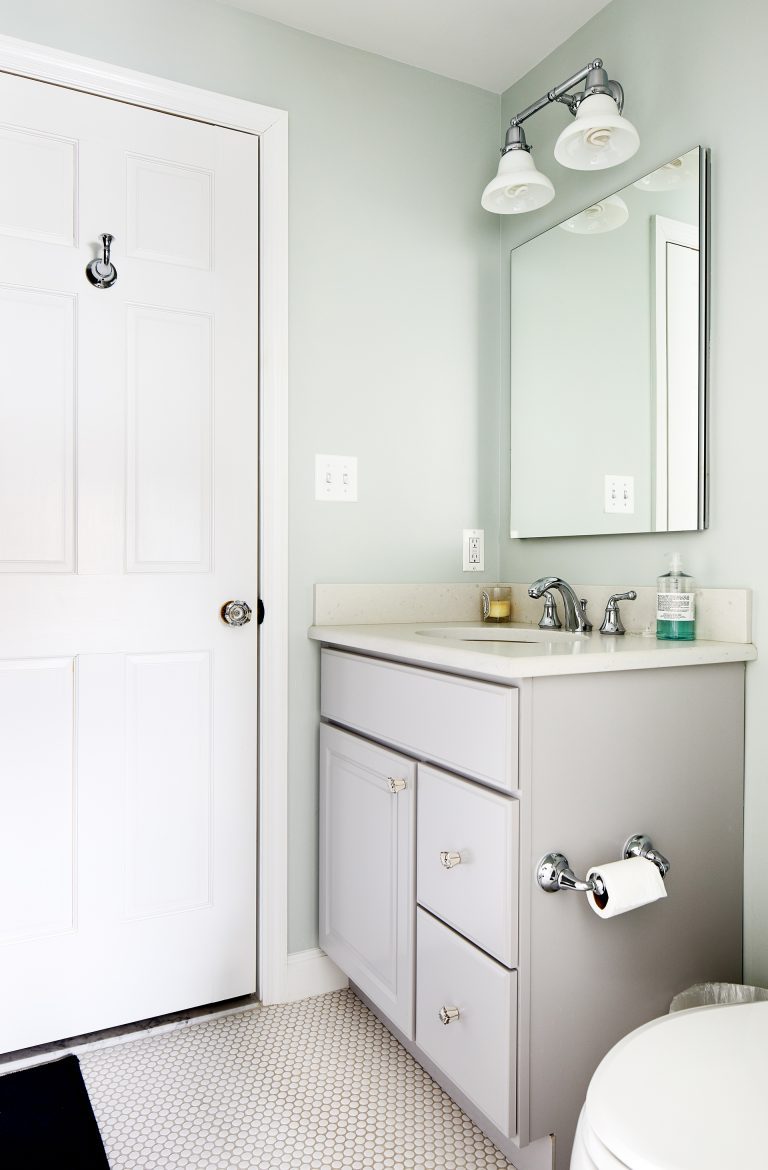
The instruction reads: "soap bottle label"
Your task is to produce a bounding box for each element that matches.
[656,592,695,622]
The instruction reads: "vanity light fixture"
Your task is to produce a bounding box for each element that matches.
[480,124,555,214]
[482,58,639,215]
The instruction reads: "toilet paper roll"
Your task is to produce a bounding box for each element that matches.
[586,856,667,919]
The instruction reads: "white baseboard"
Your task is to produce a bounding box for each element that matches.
[284,948,348,1002]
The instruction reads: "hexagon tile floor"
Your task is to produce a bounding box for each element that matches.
[77,988,515,1169]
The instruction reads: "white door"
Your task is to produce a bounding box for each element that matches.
[0,70,259,1053]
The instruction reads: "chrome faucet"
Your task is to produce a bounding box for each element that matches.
[529,576,590,633]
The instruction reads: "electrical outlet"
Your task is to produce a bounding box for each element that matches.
[315,455,358,502]
[604,474,635,515]
[462,528,484,572]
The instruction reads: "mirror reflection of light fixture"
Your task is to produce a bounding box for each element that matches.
[482,58,639,215]
[633,153,697,192]
[560,193,629,234]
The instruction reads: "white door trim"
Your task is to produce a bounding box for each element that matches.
[0,34,293,1004]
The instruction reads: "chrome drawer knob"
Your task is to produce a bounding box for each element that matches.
[388,777,406,794]
[439,1006,460,1025]
[221,600,252,627]
[439,851,462,869]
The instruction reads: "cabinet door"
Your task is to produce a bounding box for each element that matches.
[319,724,416,1038]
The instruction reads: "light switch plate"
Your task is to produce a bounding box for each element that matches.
[315,455,358,501]
[604,474,635,514]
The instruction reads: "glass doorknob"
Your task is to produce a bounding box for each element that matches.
[221,600,252,626]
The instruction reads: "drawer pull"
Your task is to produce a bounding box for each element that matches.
[439,851,462,869]
[439,1005,460,1025]
[388,777,407,794]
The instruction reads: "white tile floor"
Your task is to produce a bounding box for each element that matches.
[79,988,515,1169]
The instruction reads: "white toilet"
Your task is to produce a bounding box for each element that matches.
[571,998,768,1169]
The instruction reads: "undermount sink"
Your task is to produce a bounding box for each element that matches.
[414,625,583,643]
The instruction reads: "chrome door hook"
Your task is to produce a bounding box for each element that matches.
[86,233,118,289]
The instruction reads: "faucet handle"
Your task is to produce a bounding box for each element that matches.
[579,599,593,632]
[599,590,637,636]
[538,591,562,630]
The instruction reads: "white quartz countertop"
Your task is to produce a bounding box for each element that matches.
[308,621,757,681]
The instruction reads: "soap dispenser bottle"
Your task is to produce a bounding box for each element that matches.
[656,553,695,641]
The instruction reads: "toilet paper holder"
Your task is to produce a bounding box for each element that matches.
[537,833,670,894]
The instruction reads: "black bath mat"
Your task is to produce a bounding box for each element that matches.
[0,1054,110,1168]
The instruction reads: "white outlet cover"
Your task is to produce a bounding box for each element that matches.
[315,454,358,502]
[462,528,484,572]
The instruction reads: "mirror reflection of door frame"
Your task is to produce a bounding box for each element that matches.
[652,214,699,532]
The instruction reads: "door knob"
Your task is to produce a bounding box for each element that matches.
[439,1006,460,1025]
[221,600,252,626]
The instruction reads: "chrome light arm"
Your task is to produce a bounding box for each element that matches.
[507,58,624,138]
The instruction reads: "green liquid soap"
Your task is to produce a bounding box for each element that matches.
[656,553,695,641]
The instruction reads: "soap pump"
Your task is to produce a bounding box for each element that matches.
[656,553,695,641]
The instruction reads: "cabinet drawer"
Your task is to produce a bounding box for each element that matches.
[416,909,517,1138]
[417,765,518,967]
[321,649,518,793]
[319,725,416,1039]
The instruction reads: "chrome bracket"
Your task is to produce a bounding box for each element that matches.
[536,852,602,895]
[623,833,671,879]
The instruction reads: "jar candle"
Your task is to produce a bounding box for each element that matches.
[482,585,512,623]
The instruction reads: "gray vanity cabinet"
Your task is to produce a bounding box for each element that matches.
[318,646,745,1170]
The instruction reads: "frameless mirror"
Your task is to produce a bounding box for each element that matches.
[509,146,708,538]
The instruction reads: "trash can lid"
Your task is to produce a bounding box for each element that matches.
[585,1000,768,1170]
[670,981,768,1012]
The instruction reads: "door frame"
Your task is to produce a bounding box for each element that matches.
[0,34,292,1004]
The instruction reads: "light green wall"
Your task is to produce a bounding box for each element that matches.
[0,0,501,952]
[500,0,768,983]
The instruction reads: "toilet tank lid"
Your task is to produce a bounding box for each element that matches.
[585,1000,768,1170]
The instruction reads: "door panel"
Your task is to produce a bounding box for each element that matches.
[0,659,75,945]
[124,652,212,917]
[0,285,75,571]
[126,154,213,270]
[0,68,259,1052]
[126,305,213,571]
[0,124,77,245]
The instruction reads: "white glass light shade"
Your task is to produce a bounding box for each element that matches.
[481,149,555,214]
[560,193,629,234]
[554,93,640,171]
